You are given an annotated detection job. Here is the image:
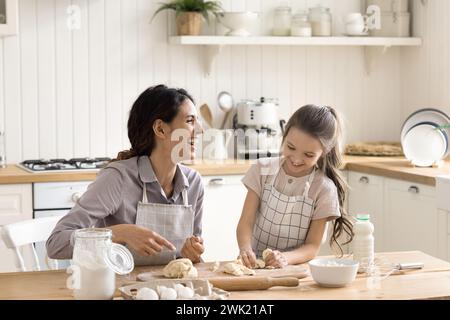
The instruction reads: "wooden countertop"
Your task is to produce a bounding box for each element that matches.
[1,156,450,186]
[1,251,450,300]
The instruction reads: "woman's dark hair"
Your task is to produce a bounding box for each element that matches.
[113,84,194,161]
[282,105,354,256]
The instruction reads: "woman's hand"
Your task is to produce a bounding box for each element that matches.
[109,224,176,256]
[239,247,257,269]
[181,236,204,263]
[265,250,288,268]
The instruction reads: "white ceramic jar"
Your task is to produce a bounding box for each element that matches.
[291,12,312,37]
[308,6,332,36]
[66,228,134,300]
[273,5,292,36]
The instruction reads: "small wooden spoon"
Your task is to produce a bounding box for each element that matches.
[200,104,213,128]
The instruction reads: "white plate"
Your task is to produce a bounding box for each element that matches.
[401,108,450,151]
[402,122,447,167]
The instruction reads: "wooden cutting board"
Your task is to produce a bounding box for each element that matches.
[135,261,309,282]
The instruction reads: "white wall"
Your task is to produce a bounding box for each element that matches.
[0,0,408,163]
[402,0,450,119]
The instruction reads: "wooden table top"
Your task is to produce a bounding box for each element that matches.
[1,251,450,300]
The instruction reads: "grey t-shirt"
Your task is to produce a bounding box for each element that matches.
[46,156,204,259]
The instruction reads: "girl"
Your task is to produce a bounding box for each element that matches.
[237,105,353,268]
[47,85,205,265]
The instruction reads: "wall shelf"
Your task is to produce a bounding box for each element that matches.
[169,36,422,47]
[169,36,423,76]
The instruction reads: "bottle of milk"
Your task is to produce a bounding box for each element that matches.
[352,213,374,273]
[66,228,134,300]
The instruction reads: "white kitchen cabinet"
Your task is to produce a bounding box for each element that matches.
[0,183,33,272]
[383,178,437,257]
[348,172,384,252]
[201,175,247,262]
[0,183,32,225]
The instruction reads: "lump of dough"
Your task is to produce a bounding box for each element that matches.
[254,259,266,269]
[163,258,198,279]
[223,259,255,276]
[262,248,273,261]
[210,261,220,272]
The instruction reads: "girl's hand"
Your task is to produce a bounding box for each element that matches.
[110,224,176,256]
[181,236,204,263]
[239,248,257,268]
[265,250,288,268]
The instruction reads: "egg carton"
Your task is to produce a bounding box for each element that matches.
[119,279,230,300]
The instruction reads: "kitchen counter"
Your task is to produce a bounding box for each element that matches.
[1,251,450,300]
[1,156,450,186]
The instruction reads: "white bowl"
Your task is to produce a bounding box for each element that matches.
[218,12,259,36]
[308,258,359,288]
[402,122,448,167]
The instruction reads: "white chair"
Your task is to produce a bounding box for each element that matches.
[0,216,61,272]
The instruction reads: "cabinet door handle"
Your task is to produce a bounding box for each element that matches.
[408,186,420,194]
[359,176,369,184]
[209,178,225,186]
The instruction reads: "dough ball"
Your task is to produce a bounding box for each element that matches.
[223,260,256,276]
[136,287,159,300]
[254,259,266,269]
[163,258,198,279]
[262,248,273,261]
[210,261,220,272]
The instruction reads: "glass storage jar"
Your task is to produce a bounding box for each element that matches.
[291,11,312,37]
[308,6,332,36]
[66,228,134,300]
[273,5,292,36]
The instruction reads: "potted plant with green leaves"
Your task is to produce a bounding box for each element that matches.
[153,0,223,36]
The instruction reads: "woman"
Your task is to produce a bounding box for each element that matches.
[46,85,205,265]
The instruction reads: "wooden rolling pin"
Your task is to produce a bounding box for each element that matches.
[208,276,299,291]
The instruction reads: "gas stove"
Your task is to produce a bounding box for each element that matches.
[17,157,112,173]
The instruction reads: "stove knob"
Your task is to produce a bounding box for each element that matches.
[72,192,82,203]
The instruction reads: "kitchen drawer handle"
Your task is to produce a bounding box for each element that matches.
[408,186,420,194]
[209,178,225,186]
[359,176,369,184]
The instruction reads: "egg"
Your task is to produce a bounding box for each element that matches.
[136,287,159,300]
[178,286,195,299]
[159,287,178,300]
[156,285,168,296]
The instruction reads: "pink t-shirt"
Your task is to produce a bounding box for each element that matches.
[242,157,341,221]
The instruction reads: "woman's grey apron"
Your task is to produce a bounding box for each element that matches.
[252,162,316,258]
[130,182,194,266]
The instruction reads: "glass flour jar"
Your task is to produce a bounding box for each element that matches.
[308,6,332,36]
[66,228,134,300]
[291,12,312,37]
[273,5,292,36]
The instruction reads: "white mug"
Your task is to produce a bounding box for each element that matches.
[344,12,369,35]
[344,13,365,25]
[345,22,368,35]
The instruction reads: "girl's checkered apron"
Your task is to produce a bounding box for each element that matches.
[252,164,316,258]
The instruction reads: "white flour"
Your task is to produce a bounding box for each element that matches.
[72,249,116,300]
